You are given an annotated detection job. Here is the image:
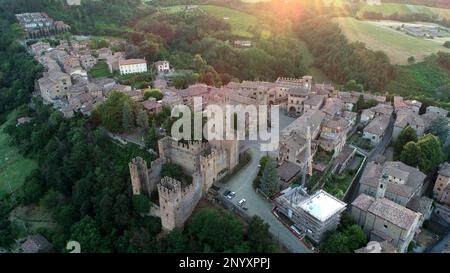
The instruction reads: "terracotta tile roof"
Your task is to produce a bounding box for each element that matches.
[119,59,146,66]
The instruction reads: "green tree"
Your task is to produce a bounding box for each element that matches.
[70,216,103,253]
[416,134,445,172]
[132,194,150,214]
[320,232,350,253]
[144,123,158,150]
[161,163,184,181]
[444,41,450,49]
[400,134,445,172]
[407,56,416,64]
[400,141,421,168]
[136,110,149,135]
[344,80,364,92]
[394,126,417,159]
[343,224,367,251]
[247,216,276,253]
[429,116,450,144]
[122,101,134,132]
[259,157,279,198]
[187,208,244,252]
[320,224,367,253]
[92,91,133,132]
[143,89,163,101]
[19,171,45,205]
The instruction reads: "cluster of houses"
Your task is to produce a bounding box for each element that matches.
[32,36,170,117]
[15,12,70,39]
[168,75,448,253]
[26,25,450,252]
[33,38,106,118]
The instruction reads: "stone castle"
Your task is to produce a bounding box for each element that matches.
[157,175,202,231]
[129,137,239,231]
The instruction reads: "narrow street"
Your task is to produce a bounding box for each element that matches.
[219,113,312,253]
[221,147,312,253]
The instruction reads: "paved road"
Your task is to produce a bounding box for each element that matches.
[220,113,311,253]
[426,232,450,253]
[222,147,311,253]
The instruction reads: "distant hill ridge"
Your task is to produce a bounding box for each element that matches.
[381,0,450,9]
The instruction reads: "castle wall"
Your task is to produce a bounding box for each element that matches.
[158,137,209,175]
[157,174,202,231]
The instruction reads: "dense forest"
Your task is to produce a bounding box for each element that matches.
[1,100,277,252]
[295,16,396,92]
[0,19,42,123]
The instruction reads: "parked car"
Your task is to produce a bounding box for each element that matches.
[227,192,236,199]
[223,190,231,197]
[238,198,246,206]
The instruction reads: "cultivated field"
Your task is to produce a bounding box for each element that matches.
[0,112,37,199]
[162,5,258,38]
[357,3,450,20]
[334,17,450,64]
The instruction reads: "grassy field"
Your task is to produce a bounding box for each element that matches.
[9,205,57,237]
[357,3,450,20]
[0,112,37,199]
[89,62,113,78]
[162,5,258,38]
[334,17,450,64]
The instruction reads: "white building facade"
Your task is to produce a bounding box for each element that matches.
[119,59,148,75]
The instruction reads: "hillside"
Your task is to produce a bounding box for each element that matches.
[382,0,450,9]
[162,4,258,38]
[334,17,450,64]
[357,2,450,20]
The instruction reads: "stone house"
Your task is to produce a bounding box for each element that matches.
[392,109,425,140]
[20,234,52,253]
[38,71,72,103]
[154,60,171,73]
[433,162,450,206]
[143,99,163,114]
[358,160,427,207]
[362,115,390,145]
[303,95,326,113]
[322,98,343,117]
[79,54,97,70]
[106,51,126,73]
[360,109,375,125]
[351,193,421,253]
[277,161,302,189]
[96,47,112,60]
[319,116,348,155]
[343,111,357,129]
[426,106,448,118]
[119,59,148,75]
[30,41,50,56]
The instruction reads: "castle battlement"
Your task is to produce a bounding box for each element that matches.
[161,136,210,153]
[276,76,312,85]
[200,149,218,162]
[157,175,201,200]
[158,176,182,199]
